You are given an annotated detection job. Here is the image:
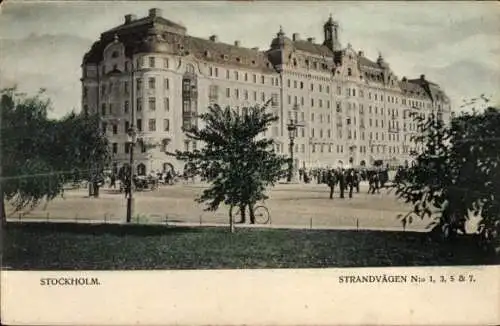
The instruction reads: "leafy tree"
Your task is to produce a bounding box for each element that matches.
[393,98,500,251]
[174,103,288,228]
[0,88,110,225]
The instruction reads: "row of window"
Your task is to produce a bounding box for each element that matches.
[95,77,171,98]
[208,67,279,86]
[222,87,279,106]
[103,118,170,134]
[100,97,171,116]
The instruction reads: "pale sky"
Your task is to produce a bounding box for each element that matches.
[1,1,499,118]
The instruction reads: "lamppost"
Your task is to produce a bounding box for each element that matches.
[126,126,137,223]
[287,118,303,182]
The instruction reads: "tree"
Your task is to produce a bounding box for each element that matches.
[174,103,288,229]
[392,98,500,251]
[0,88,110,225]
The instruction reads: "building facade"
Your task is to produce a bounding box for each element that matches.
[81,8,452,175]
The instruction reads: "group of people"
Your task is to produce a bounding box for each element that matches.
[298,166,391,199]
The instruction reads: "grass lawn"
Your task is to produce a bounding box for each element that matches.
[2,222,498,270]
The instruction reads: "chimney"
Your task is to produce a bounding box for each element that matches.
[234,40,240,47]
[358,51,364,57]
[292,33,300,41]
[149,8,162,18]
[209,35,218,42]
[307,37,315,43]
[420,74,425,80]
[124,14,137,24]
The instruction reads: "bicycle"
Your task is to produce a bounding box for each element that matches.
[229,202,271,224]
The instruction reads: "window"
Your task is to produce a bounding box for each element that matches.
[271,93,279,107]
[102,122,107,133]
[311,98,314,107]
[164,97,170,111]
[261,92,265,102]
[101,103,106,116]
[347,68,352,76]
[109,103,113,115]
[300,82,304,89]
[319,99,323,108]
[311,113,315,121]
[288,95,291,104]
[294,80,297,88]
[148,119,156,132]
[301,97,304,105]
[234,71,239,80]
[353,89,356,97]
[244,73,248,81]
[163,119,170,131]
[244,90,249,100]
[253,91,257,101]
[164,58,169,68]
[261,75,265,84]
[149,57,155,68]
[148,77,155,89]
[328,129,331,138]
[112,124,118,135]
[124,81,129,94]
[136,78,142,91]
[336,102,341,112]
[319,85,323,92]
[226,88,230,98]
[164,78,169,90]
[149,97,156,111]
[125,121,130,132]
[137,98,142,111]
[310,83,314,91]
[235,89,240,99]
[112,143,117,154]
[136,119,142,132]
[226,70,230,79]
[253,74,257,83]
[312,129,315,137]
[326,86,330,93]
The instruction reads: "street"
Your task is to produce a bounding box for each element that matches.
[5,181,451,232]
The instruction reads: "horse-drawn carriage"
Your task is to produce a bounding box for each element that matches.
[119,175,159,192]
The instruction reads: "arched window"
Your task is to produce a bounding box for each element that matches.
[137,163,146,176]
[185,64,195,74]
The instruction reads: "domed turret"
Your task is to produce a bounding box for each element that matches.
[138,27,170,53]
[377,52,389,69]
[270,26,293,49]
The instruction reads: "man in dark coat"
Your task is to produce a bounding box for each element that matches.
[327,169,337,199]
[338,168,346,199]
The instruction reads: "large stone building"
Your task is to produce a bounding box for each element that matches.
[81,8,452,175]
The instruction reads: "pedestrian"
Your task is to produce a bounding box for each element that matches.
[327,169,337,199]
[110,173,116,189]
[338,168,346,199]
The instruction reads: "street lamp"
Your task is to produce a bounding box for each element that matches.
[286,118,303,182]
[126,126,137,223]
